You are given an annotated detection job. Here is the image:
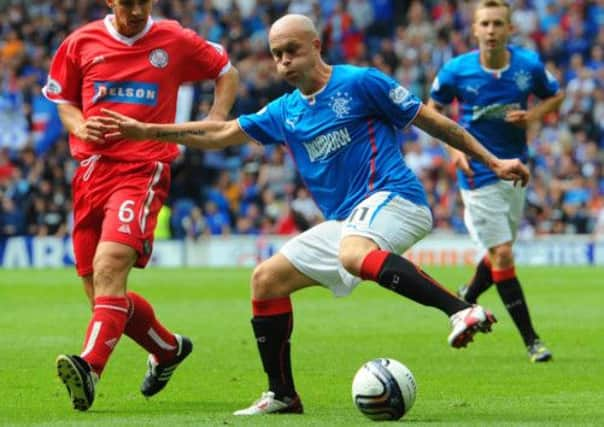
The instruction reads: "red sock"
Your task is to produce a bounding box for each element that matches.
[492,266,516,282]
[359,249,390,281]
[81,295,129,375]
[252,296,292,316]
[124,291,178,364]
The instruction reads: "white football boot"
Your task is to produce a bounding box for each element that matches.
[233,391,303,415]
[448,305,496,348]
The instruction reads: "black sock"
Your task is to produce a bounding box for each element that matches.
[376,254,470,316]
[495,277,538,345]
[464,257,493,303]
[251,313,296,399]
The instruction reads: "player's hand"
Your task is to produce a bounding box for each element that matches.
[74,116,114,144]
[504,110,530,129]
[490,158,530,187]
[99,109,149,140]
[450,149,474,176]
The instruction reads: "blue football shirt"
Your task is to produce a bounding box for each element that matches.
[238,65,428,220]
[430,45,560,189]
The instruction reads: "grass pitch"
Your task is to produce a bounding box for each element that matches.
[1,266,602,426]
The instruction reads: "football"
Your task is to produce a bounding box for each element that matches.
[351,358,417,421]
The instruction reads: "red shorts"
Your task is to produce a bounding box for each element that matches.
[72,156,170,276]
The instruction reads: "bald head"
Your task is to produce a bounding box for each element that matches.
[268,14,329,93]
[269,14,319,41]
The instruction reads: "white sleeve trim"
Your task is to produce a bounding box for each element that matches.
[236,118,262,145]
[402,102,423,130]
[41,86,79,105]
[217,61,232,77]
[429,98,446,107]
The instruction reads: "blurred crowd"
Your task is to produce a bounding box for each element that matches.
[1,0,603,240]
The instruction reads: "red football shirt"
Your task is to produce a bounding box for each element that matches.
[43,15,230,162]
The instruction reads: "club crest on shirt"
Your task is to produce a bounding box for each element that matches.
[149,48,169,68]
[513,69,532,91]
[329,91,352,119]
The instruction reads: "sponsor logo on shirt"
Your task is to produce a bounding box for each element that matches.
[91,55,105,65]
[285,117,298,130]
[465,85,480,96]
[105,338,118,349]
[471,102,521,121]
[285,113,302,130]
[92,81,158,106]
[303,127,352,162]
[118,224,132,234]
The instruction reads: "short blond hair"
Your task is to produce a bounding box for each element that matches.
[474,0,512,23]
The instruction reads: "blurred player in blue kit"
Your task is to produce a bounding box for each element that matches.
[428,0,564,363]
[101,14,530,415]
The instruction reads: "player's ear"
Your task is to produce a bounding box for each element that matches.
[311,37,321,53]
[105,0,115,8]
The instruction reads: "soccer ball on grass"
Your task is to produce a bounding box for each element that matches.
[351,358,417,421]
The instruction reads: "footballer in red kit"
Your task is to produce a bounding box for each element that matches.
[43,15,231,162]
[43,0,239,412]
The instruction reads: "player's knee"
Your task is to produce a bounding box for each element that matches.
[92,251,133,295]
[251,262,275,299]
[93,251,131,273]
[338,248,364,277]
[339,236,378,277]
[251,259,299,299]
[491,244,514,268]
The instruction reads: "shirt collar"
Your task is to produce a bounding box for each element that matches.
[103,14,154,46]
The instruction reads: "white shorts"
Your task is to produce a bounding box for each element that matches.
[280,192,433,297]
[460,180,526,250]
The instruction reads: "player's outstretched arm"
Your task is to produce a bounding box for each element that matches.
[425,99,473,177]
[505,91,565,129]
[412,104,530,186]
[100,109,248,150]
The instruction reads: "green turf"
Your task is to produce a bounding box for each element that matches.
[1,266,603,426]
